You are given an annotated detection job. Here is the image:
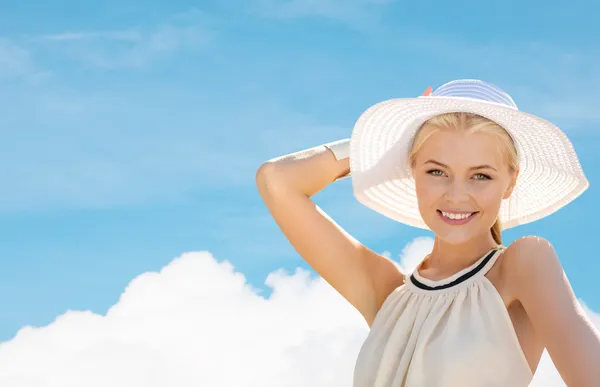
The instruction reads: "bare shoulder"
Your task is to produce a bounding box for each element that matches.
[504,235,558,267]
[501,235,562,297]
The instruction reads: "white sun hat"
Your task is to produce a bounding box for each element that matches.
[349,79,589,230]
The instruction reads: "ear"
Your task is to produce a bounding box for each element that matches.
[503,167,520,199]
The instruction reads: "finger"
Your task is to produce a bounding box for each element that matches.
[421,86,433,96]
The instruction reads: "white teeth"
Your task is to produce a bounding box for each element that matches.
[441,211,473,220]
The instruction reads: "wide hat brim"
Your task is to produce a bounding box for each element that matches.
[349,96,589,230]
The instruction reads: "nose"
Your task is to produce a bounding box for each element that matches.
[444,179,470,203]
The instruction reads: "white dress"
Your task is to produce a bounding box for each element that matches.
[353,246,534,387]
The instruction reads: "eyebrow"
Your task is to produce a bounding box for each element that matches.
[424,159,498,172]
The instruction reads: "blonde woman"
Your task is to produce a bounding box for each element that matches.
[256,80,600,386]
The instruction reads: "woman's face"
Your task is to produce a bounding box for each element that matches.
[411,129,518,245]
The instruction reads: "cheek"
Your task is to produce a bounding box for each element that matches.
[414,176,442,203]
[472,182,506,210]
[413,177,448,220]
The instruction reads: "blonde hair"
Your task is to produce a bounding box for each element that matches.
[408,112,518,245]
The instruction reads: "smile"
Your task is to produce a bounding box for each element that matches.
[437,210,479,225]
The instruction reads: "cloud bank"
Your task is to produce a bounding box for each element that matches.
[0,241,596,386]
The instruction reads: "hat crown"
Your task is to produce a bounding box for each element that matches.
[432,79,518,110]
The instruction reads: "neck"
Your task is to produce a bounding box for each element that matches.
[423,232,499,272]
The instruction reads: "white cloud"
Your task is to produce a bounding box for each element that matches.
[34,10,213,69]
[1,243,596,386]
[0,38,49,83]
[381,236,433,273]
[38,31,142,42]
[0,251,366,386]
[530,351,566,387]
[397,236,434,273]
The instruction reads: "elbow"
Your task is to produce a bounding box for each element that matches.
[256,162,287,199]
[256,161,277,182]
[255,162,278,190]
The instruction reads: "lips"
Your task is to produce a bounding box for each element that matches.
[437,210,479,225]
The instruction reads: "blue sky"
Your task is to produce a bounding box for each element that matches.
[1,0,599,345]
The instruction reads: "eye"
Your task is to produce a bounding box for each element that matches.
[473,173,492,180]
[426,169,446,177]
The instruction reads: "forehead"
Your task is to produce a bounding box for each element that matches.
[414,130,505,167]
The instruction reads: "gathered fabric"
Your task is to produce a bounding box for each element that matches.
[353,246,533,387]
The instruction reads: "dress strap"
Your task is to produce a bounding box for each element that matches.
[409,246,504,291]
[479,245,505,275]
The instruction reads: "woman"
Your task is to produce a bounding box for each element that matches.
[255,79,600,386]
